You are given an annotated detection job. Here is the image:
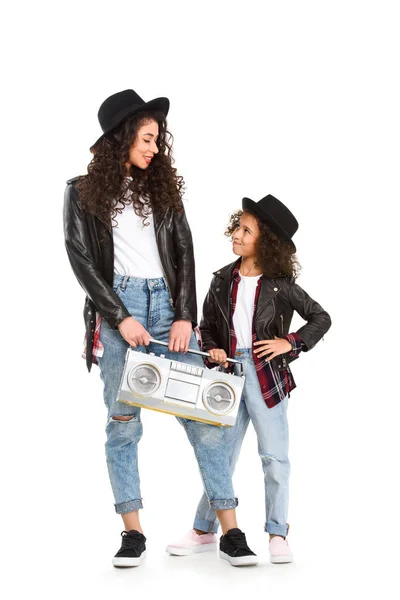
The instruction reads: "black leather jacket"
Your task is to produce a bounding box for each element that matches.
[63,176,198,371]
[200,260,331,372]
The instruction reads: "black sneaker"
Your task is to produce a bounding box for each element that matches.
[112,530,147,567]
[219,528,258,566]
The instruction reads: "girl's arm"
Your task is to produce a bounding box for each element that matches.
[287,278,332,352]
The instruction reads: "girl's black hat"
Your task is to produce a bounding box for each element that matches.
[242,194,298,252]
[92,89,170,147]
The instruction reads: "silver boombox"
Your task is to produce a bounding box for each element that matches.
[117,338,245,427]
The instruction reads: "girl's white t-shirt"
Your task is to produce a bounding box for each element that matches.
[232,274,262,348]
[112,180,164,278]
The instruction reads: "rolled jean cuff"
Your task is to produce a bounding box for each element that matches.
[209,497,238,510]
[193,517,219,534]
[115,498,143,514]
[265,521,289,536]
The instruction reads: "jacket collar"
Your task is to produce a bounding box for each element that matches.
[213,259,240,279]
[213,259,283,287]
[212,258,283,321]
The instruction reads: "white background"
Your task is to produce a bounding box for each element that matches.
[2,1,399,599]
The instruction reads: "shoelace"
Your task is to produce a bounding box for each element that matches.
[226,531,251,553]
[120,530,144,550]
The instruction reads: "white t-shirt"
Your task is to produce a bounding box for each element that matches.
[232,274,262,348]
[112,180,165,278]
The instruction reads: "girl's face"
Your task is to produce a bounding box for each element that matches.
[125,119,159,171]
[232,212,260,259]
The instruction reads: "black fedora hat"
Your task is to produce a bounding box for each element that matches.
[92,89,170,147]
[242,194,298,252]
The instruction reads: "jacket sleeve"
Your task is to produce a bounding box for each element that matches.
[287,278,332,351]
[63,183,130,329]
[199,281,220,353]
[172,205,197,325]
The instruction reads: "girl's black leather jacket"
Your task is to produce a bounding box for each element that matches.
[200,260,331,372]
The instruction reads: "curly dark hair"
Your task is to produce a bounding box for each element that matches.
[77,110,185,227]
[225,209,301,278]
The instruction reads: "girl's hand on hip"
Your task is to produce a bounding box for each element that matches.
[207,348,229,368]
[168,320,192,353]
[253,336,291,360]
[118,317,151,348]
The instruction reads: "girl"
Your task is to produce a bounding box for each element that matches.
[63,89,256,568]
[167,194,331,563]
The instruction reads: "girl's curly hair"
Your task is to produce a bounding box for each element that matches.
[225,209,301,278]
[77,111,184,227]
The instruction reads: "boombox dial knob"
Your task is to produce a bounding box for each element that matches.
[127,364,161,397]
[203,382,236,415]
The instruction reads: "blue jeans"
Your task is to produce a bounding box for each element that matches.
[193,348,290,537]
[98,274,237,514]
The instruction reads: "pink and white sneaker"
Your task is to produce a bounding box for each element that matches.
[166,530,217,556]
[269,536,293,563]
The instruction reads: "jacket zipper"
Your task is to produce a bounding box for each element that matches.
[280,313,287,368]
[260,299,275,339]
[160,264,174,308]
[213,290,231,353]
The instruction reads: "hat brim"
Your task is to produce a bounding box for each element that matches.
[242,197,296,253]
[92,96,170,148]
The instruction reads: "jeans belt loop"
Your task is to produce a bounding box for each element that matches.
[121,275,129,291]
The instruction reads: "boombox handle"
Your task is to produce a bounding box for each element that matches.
[149,338,244,376]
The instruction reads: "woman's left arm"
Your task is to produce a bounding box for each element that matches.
[172,205,197,325]
[168,205,197,353]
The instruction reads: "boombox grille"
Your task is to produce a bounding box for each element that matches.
[202,382,236,415]
[127,364,161,397]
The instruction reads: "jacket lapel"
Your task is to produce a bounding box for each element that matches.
[154,206,170,237]
[255,278,281,320]
[213,275,232,324]
[213,261,282,325]
[212,261,237,324]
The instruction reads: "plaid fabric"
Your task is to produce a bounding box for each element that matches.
[82,313,104,365]
[283,332,304,358]
[230,265,303,409]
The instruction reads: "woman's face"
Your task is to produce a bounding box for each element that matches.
[125,119,159,170]
[232,212,260,259]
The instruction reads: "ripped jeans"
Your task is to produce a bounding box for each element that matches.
[97,274,237,514]
[193,348,290,537]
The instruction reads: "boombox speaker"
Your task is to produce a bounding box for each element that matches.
[117,338,245,427]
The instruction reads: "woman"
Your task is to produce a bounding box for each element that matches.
[63,89,257,568]
[167,194,331,563]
